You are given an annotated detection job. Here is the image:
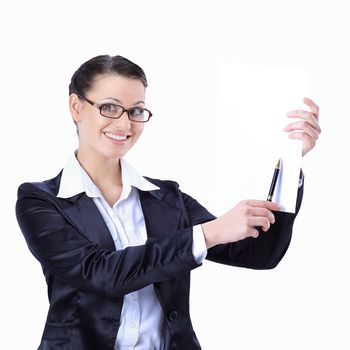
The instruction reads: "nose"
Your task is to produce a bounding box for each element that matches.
[114,110,131,130]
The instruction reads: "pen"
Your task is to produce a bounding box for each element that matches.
[267,158,281,202]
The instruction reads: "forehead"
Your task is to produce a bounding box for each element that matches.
[89,73,146,100]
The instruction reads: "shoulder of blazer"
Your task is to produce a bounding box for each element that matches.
[17,171,63,198]
[17,172,181,201]
[144,176,180,192]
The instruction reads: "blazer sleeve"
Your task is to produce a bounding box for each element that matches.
[16,183,200,299]
[181,183,304,270]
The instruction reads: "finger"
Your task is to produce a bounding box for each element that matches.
[288,132,316,155]
[245,200,281,211]
[288,99,319,123]
[303,97,319,119]
[287,109,319,123]
[250,207,275,223]
[249,217,271,232]
[244,227,260,239]
[284,121,320,140]
[250,227,260,238]
[286,111,321,134]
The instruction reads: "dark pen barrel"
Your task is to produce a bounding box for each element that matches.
[267,159,281,202]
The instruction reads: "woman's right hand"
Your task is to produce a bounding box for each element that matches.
[202,200,281,249]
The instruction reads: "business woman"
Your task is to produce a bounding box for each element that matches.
[15,55,321,350]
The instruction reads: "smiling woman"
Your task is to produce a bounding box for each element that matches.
[67,56,151,206]
[70,75,145,165]
[15,54,320,350]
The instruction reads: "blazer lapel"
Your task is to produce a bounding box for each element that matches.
[59,194,115,251]
[46,171,182,248]
[139,188,182,238]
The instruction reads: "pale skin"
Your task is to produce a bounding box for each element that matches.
[69,74,321,250]
[69,74,145,206]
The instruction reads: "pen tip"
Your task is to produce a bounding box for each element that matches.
[276,158,281,169]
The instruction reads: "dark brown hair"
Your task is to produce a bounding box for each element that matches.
[69,54,148,97]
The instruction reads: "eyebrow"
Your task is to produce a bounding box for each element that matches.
[102,97,145,105]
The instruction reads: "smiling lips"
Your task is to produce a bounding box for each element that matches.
[104,132,130,141]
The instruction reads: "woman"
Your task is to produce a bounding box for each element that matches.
[16,55,321,350]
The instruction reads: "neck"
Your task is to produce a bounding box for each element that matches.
[76,147,122,188]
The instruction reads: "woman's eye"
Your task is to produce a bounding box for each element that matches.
[101,104,117,113]
[129,108,143,117]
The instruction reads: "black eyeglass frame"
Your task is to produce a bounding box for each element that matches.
[77,94,153,123]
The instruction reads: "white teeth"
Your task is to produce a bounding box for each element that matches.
[105,132,128,141]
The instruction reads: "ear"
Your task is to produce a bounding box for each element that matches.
[69,94,83,123]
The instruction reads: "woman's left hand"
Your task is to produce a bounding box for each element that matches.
[284,97,321,157]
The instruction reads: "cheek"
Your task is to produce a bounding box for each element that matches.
[79,115,107,139]
[134,124,144,137]
[86,115,107,132]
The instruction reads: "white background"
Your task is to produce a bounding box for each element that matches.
[1,0,349,349]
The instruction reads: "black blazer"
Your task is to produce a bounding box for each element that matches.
[16,172,303,350]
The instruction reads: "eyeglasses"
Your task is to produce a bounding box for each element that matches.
[78,94,152,123]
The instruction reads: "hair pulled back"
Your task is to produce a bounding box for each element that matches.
[69,55,148,97]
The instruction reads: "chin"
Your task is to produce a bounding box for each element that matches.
[103,146,131,160]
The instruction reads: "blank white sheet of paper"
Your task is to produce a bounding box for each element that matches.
[210,63,309,213]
